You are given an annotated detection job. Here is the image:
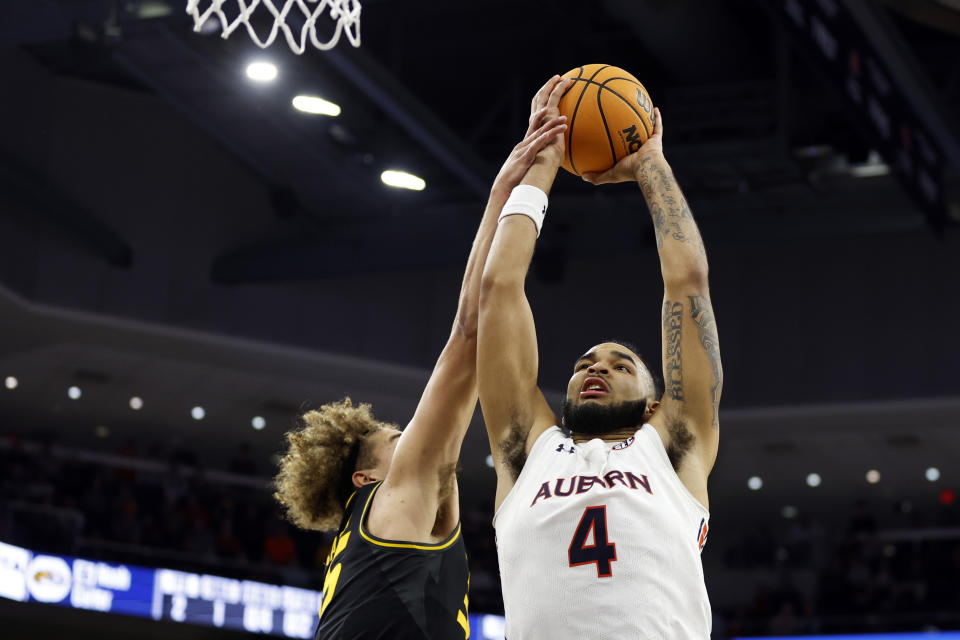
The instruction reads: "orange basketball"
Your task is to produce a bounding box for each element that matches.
[557,64,655,176]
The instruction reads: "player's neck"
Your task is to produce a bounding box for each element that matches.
[570,425,639,444]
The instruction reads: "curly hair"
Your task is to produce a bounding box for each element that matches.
[273,397,394,532]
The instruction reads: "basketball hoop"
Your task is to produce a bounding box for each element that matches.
[185,0,361,54]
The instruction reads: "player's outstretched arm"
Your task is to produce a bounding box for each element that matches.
[370,110,569,542]
[584,109,722,487]
[478,76,571,509]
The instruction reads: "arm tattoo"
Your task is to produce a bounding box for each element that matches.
[636,157,706,257]
[688,295,722,428]
[663,300,684,400]
[649,203,666,248]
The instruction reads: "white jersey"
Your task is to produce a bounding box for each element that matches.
[493,425,711,639]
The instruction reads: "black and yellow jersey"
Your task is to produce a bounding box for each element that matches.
[315,482,470,640]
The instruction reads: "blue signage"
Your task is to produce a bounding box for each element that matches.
[0,539,508,638]
[7,541,952,639]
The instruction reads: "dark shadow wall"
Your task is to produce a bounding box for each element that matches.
[1,48,958,410]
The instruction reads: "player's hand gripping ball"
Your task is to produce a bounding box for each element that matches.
[557,64,655,176]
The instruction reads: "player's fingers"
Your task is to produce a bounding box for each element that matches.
[525,115,566,141]
[580,170,613,185]
[520,124,567,162]
[524,124,567,159]
[580,171,601,185]
[540,75,564,108]
[519,115,566,151]
[653,107,663,137]
[532,75,561,112]
[524,106,549,136]
[546,77,572,111]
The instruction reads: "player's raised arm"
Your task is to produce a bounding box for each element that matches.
[478,76,571,508]
[584,108,722,480]
[371,108,570,540]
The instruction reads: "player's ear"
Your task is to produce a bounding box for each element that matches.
[352,469,378,487]
[644,400,661,420]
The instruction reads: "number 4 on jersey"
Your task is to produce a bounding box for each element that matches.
[568,506,617,578]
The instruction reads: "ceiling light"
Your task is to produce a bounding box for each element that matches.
[850,150,890,178]
[94,425,110,438]
[252,416,266,430]
[747,476,763,490]
[485,454,495,468]
[381,170,425,191]
[926,467,941,482]
[850,162,890,178]
[129,396,143,410]
[68,386,82,400]
[292,95,341,116]
[246,61,278,82]
[781,505,798,519]
[866,469,881,484]
[191,406,206,420]
[4,376,17,390]
[136,1,173,19]
[806,473,822,487]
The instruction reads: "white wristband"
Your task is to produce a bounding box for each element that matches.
[499,185,548,237]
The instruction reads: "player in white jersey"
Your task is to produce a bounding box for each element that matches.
[477,75,722,639]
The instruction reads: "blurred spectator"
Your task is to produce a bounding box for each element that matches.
[264,519,296,566]
[849,499,878,536]
[183,518,216,557]
[169,438,198,467]
[116,439,138,483]
[768,602,800,635]
[2,432,959,635]
[228,442,258,476]
[216,519,246,560]
[111,485,140,543]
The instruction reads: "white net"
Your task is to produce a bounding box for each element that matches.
[185,0,361,54]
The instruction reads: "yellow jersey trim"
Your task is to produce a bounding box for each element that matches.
[358,482,461,551]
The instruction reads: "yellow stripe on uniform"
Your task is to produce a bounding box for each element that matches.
[457,588,470,638]
[358,482,461,550]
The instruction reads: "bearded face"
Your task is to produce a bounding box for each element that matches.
[563,342,659,436]
[561,397,650,436]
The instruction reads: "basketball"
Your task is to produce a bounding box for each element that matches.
[557,64,655,176]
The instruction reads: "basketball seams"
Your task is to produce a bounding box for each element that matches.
[599,79,653,141]
[559,65,654,174]
[566,65,610,176]
[566,81,589,176]
[567,76,654,141]
[563,66,586,174]
[595,85,619,168]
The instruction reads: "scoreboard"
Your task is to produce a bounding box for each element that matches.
[0,539,508,638]
[151,568,319,637]
[0,540,320,637]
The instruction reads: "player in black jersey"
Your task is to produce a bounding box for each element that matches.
[272,80,569,640]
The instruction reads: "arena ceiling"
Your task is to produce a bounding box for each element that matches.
[1,0,959,518]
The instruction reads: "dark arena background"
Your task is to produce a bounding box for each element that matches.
[2,1,960,638]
